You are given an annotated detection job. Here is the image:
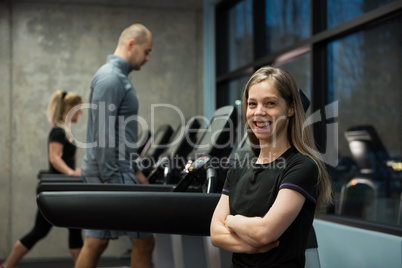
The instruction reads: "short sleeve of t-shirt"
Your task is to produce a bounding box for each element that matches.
[222,166,236,196]
[279,154,318,204]
[49,127,66,145]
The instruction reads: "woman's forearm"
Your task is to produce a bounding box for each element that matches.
[225,190,306,247]
[210,195,280,254]
[225,215,276,247]
[211,220,268,253]
[50,155,75,175]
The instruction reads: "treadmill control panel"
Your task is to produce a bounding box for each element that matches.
[188,156,211,172]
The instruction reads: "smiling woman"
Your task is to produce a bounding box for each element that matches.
[210,66,332,268]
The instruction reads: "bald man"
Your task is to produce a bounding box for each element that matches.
[76,24,154,268]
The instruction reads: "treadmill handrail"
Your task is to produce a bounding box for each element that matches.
[37,183,175,193]
[37,191,220,236]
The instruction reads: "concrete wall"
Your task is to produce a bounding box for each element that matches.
[0,0,13,259]
[0,0,203,260]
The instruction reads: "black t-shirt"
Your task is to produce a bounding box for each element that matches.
[48,127,76,174]
[222,147,318,268]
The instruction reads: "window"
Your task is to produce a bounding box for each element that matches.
[265,0,311,54]
[216,75,251,108]
[216,0,253,75]
[327,0,396,28]
[228,0,253,72]
[276,50,311,109]
[214,0,402,232]
[328,15,402,226]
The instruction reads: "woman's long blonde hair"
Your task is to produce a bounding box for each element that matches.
[47,90,83,128]
[242,66,332,215]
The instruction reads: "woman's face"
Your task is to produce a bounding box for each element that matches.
[246,80,293,145]
[65,103,83,123]
[71,108,82,123]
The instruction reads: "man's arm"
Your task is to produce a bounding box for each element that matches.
[91,76,124,182]
[134,169,149,184]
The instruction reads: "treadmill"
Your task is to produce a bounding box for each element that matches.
[37,90,320,267]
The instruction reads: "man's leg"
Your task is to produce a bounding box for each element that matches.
[130,236,155,268]
[74,237,109,268]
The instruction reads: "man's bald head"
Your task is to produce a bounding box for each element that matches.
[114,23,153,70]
[117,24,152,46]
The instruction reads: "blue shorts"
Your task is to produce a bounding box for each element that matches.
[84,172,154,239]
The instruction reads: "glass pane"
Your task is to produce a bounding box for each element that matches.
[328,15,402,226]
[228,0,253,72]
[277,51,312,113]
[216,74,252,144]
[265,0,310,54]
[216,74,251,109]
[327,0,395,29]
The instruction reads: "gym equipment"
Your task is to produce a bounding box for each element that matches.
[149,105,238,188]
[187,105,238,161]
[36,106,238,195]
[37,183,174,194]
[135,124,174,177]
[37,190,320,267]
[337,178,378,220]
[38,172,83,183]
[170,105,238,192]
[136,128,152,158]
[147,116,201,183]
[338,125,401,220]
[344,125,389,178]
[38,191,219,236]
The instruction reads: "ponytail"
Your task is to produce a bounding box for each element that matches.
[47,90,83,128]
[47,90,66,128]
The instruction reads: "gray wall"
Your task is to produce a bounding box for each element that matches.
[0,0,203,260]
